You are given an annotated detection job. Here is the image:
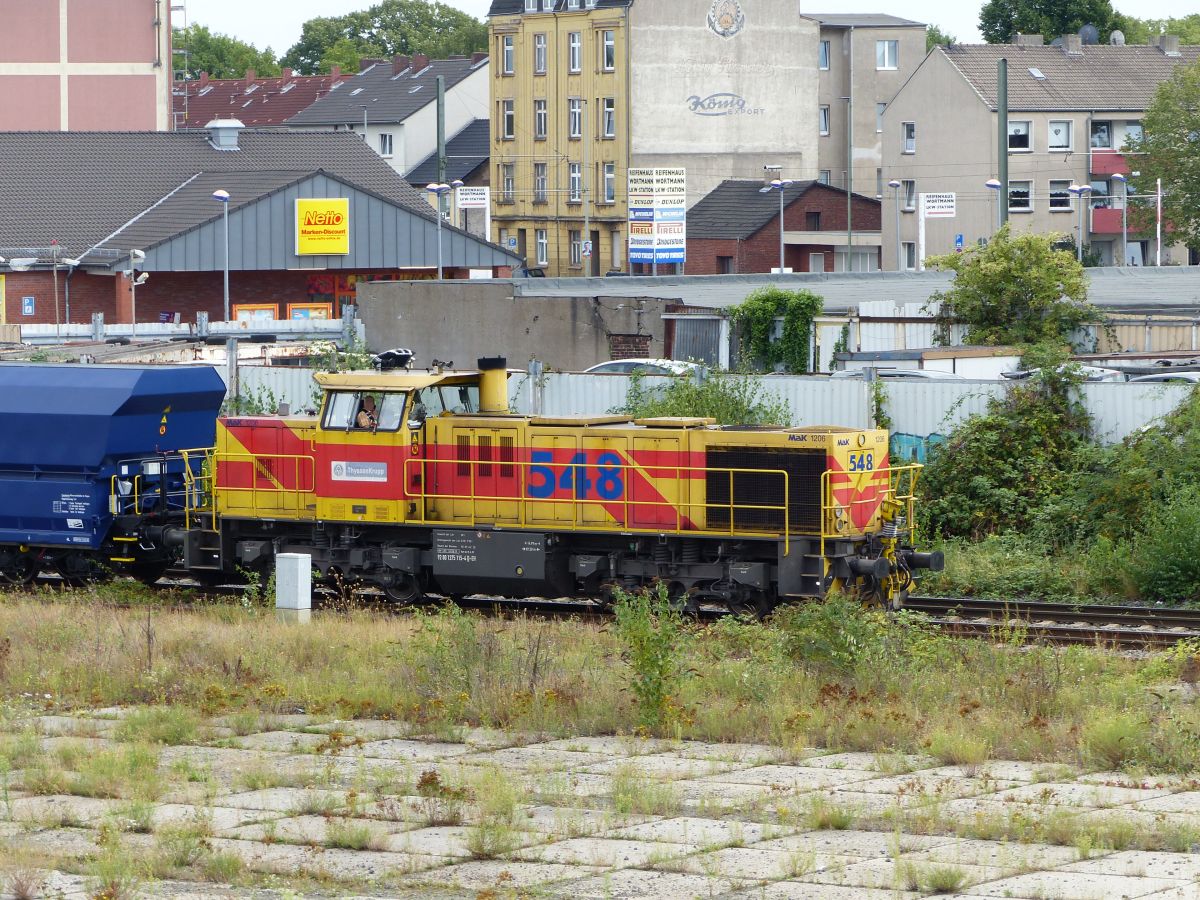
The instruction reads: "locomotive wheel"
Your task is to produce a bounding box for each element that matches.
[0,554,38,585]
[726,590,774,621]
[382,573,423,605]
[129,562,170,586]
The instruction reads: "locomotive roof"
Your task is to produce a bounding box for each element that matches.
[314,369,486,391]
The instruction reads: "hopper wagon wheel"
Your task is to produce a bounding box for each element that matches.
[129,562,171,586]
[0,552,39,586]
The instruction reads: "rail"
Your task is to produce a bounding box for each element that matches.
[402,456,794,554]
[818,463,923,559]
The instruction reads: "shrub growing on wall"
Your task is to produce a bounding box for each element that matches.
[726,287,824,373]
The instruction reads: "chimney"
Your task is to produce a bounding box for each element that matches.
[205,118,245,151]
[1014,33,1044,47]
[411,53,430,71]
[392,54,410,75]
[359,57,385,72]
[1061,33,1082,55]
[244,68,256,84]
[1158,34,1181,56]
[330,65,341,79]
[198,71,209,87]
[282,67,293,80]
[471,51,488,64]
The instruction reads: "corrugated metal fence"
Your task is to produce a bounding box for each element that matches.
[222,366,1193,456]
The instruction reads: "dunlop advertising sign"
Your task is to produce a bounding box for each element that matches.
[295,198,351,255]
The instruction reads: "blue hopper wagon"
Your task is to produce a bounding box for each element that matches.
[0,363,226,584]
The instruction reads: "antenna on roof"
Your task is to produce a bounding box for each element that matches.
[1110,29,1126,45]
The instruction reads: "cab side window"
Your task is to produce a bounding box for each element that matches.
[322,391,406,431]
[322,392,359,430]
[377,393,405,430]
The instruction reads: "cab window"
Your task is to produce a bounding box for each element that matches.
[322,391,405,431]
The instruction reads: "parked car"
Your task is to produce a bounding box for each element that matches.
[1128,371,1200,383]
[1002,365,1125,382]
[829,368,967,380]
[584,359,703,376]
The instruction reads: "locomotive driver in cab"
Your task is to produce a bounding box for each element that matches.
[356,395,378,429]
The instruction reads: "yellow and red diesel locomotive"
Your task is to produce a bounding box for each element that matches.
[177,356,941,614]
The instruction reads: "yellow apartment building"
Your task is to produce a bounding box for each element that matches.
[488,0,632,276]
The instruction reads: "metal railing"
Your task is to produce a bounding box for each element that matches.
[107,448,215,525]
[818,463,923,558]
[211,452,317,515]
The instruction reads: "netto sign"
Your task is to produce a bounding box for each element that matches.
[295,198,351,255]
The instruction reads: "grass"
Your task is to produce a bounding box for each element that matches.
[0,594,1198,774]
[465,768,522,859]
[611,764,682,817]
[324,818,387,851]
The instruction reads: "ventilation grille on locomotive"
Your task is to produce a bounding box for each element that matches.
[706,447,824,532]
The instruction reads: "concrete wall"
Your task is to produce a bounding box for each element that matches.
[628,0,818,204]
[357,280,669,370]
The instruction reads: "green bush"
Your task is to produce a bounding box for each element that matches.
[617,371,791,426]
[774,594,892,675]
[1129,485,1200,604]
[612,583,693,733]
[726,286,824,373]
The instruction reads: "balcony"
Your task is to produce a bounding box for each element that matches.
[1090,206,1125,235]
[1090,149,1130,176]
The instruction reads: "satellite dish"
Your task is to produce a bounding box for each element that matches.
[1110,29,1126,45]
[1079,24,1100,45]
[1050,36,1063,46]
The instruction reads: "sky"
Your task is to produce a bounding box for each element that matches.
[187,0,1200,56]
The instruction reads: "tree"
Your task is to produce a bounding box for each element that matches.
[1115,13,1200,44]
[926,24,956,52]
[173,24,280,80]
[978,0,1119,43]
[282,0,487,75]
[925,226,1101,346]
[1126,59,1200,248]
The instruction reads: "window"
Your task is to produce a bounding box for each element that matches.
[535,229,548,265]
[718,256,734,274]
[602,97,616,137]
[501,35,514,74]
[902,122,915,154]
[569,162,582,201]
[611,228,621,267]
[602,30,615,70]
[1090,179,1110,209]
[902,242,916,271]
[1090,120,1112,148]
[819,40,830,69]
[500,163,514,202]
[524,0,536,10]
[901,179,916,210]
[568,32,581,72]
[806,211,821,230]
[818,169,831,185]
[323,392,406,432]
[568,98,582,138]
[1007,120,1031,151]
[569,230,582,267]
[586,0,596,6]
[567,0,579,7]
[1008,179,1032,211]
[876,102,886,133]
[819,105,830,135]
[500,99,514,139]
[378,133,393,157]
[534,162,548,202]
[534,98,547,139]
[1048,119,1072,151]
[876,168,883,198]
[603,162,615,202]
[533,33,547,73]
[1049,179,1072,210]
[1122,122,1144,148]
[876,39,898,69]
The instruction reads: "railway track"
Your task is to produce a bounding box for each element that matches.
[20,574,1200,647]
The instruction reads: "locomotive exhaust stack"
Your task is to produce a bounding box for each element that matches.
[478,357,510,414]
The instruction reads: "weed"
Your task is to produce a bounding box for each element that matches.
[782,849,816,878]
[154,821,210,871]
[115,800,155,834]
[290,791,343,816]
[612,583,693,733]
[1082,712,1149,770]
[201,850,245,882]
[611,764,681,817]
[324,818,385,851]
[805,796,856,831]
[88,841,143,900]
[416,768,472,826]
[70,744,163,801]
[920,863,969,894]
[928,729,991,770]
[115,706,199,745]
[5,869,44,900]
[465,769,521,859]
[238,764,309,791]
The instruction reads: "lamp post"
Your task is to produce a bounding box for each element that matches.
[758,173,793,273]
[985,178,1002,232]
[212,190,230,322]
[887,179,902,270]
[1068,183,1092,262]
[1111,173,1128,266]
[426,182,460,280]
[127,250,147,338]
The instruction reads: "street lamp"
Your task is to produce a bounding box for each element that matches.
[887,179,902,270]
[1068,183,1092,262]
[985,178,1003,232]
[758,175,794,273]
[127,249,147,338]
[426,182,461,280]
[1111,173,1128,266]
[212,189,231,322]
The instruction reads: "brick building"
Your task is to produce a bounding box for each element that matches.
[0,0,172,130]
[0,123,516,329]
[685,181,882,275]
[173,68,346,130]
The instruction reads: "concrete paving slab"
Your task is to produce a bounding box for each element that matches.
[1134,791,1200,814]
[660,846,862,880]
[4,794,121,825]
[802,751,934,771]
[214,787,349,813]
[532,735,671,756]
[306,719,412,741]
[554,867,739,899]
[698,765,876,790]
[752,828,951,858]
[667,741,795,765]
[844,774,1019,800]
[598,815,775,846]
[725,884,921,900]
[32,716,116,737]
[351,738,476,762]
[150,803,274,832]
[518,805,657,836]
[230,730,335,753]
[922,761,1064,783]
[580,753,746,780]
[398,859,604,890]
[990,782,1175,808]
[517,836,699,867]
[816,789,911,817]
[803,856,1007,890]
[906,836,1082,870]
[527,771,616,799]
[207,836,447,879]
[384,824,553,857]
[672,779,783,815]
[1138,887,1200,900]
[1060,850,1200,880]
[223,814,402,846]
[458,746,612,771]
[961,871,1186,898]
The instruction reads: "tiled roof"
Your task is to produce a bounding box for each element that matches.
[0,130,432,263]
[172,70,344,129]
[285,57,486,127]
[940,43,1200,111]
[809,14,924,28]
[687,180,873,240]
[406,119,490,185]
[488,0,631,14]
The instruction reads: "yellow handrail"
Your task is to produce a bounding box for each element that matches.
[818,463,923,560]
